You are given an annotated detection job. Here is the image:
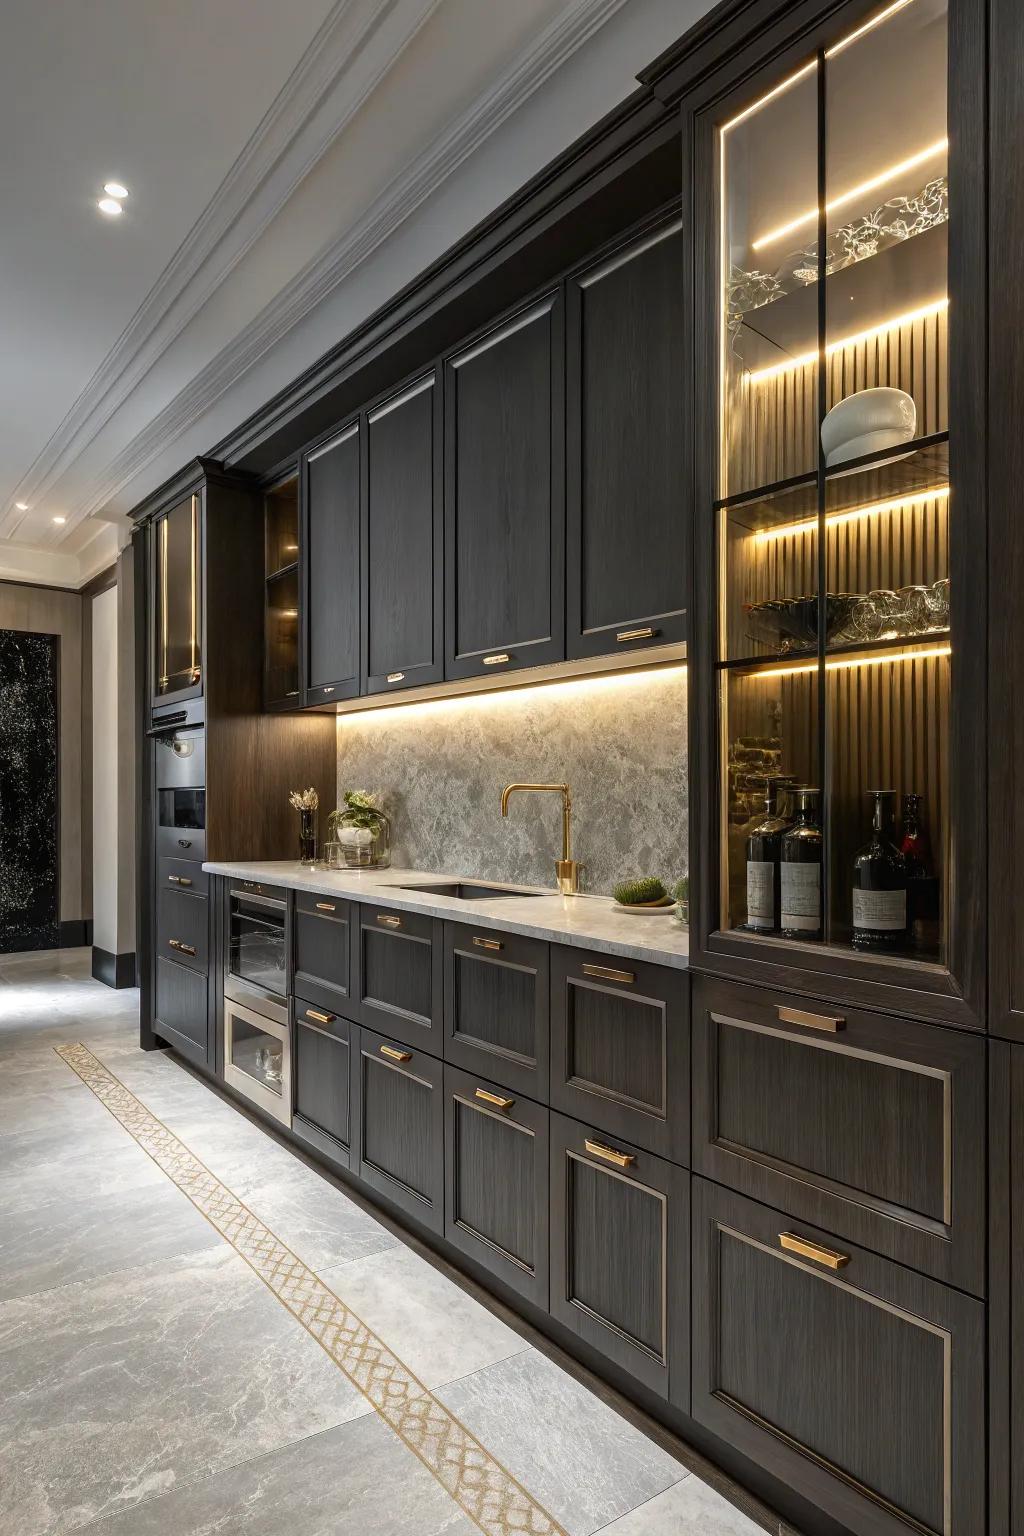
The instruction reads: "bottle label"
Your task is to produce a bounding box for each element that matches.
[780,863,820,930]
[746,860,775,929]
[852,887,907,932]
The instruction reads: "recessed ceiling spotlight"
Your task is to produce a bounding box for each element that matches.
[103,181,129,199]
[98,197,123,217]
[14,501,28,511]
[52,515,67,525]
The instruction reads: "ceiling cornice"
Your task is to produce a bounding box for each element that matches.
[29,0,634,531]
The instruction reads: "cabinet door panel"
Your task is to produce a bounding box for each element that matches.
[354,1026,443,1233]
[444,294,565,679]
[692,1179,985,1536]
[692,976,985,1294]
[155,956,210,1068]
[293,894,352,1014]
[304,422,360,702]
[566,216,686,659]
[445,1064,549,1307]
[550,1111,688,1406]
[989,1041,1024,1534]
[293,1009,351,1166]
[156,887,208,974]
[363,373,442,694]
[356,905,442,1054]
[443,922,548,1098]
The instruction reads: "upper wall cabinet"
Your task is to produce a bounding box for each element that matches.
[444,293,565,680]
[263,472,300,710]
[687,0,986,1029]
[566,215,686,659]
[152,492,202,710]
[302,421,360,706]
[362,372,443,695]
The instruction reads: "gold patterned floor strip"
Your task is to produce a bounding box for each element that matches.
[56,1042,567,1536]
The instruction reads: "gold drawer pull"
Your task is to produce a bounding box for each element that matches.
[315,901,336,913]
[582,963,635,985]
[167,874,193,886]
[777,1004,845,1034]
[616,626,655,643]
[323,686,335,694]
[779,1232,850,1271]
[387,672,405,683]
[584,1138,635,1168]
[483,652,510,666]
[380,1044,411,1063]
[475,1088,514,1111]
[472,936,503,952]
[376,913,402,928]
[168,939,197,956]
[304,1008,334,1025]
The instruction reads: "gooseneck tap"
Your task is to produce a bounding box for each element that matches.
[500,783,580,895]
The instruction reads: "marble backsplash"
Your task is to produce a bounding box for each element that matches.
[335,668,687,895]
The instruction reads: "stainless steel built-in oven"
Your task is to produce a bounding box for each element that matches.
[223,993,292,1126]
[227,885,288,1000]
[223,881,292,1124]
[153,725,206,860]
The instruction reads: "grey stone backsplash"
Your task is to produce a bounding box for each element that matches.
[335,667,687,895]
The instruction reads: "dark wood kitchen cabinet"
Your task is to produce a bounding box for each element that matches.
[292,892,353,1014]
[355,904,442,1054]
[292,1005,352,1167]
[990,1041,1024,1535]
[442,921,548,1099]
[362,371,443,695]
[263,471,301,710]
[154,955,211,1069]
[691,1178,985,1536]
[302,420,360,705]
[444,293,565,680]
[354,1024,444,1234]
[565,213,686,660]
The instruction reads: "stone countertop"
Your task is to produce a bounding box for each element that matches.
[202,862,690,969]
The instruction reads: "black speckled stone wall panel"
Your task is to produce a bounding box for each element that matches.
[0,630,59,952]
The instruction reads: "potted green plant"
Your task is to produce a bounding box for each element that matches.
[326,791,391,869]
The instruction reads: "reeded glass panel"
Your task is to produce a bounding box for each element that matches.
[155,496,201,697]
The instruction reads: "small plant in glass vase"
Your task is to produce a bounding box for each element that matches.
[326,790,391,869]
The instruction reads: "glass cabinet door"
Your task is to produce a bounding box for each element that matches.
[153,494,202,704]
[264,474,300,708]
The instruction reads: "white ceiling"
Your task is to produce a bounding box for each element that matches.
[0,0,703,587]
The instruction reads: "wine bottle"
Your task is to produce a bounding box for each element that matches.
[744,776,796,933]
[780,787,823,940]
[851,790,908,951]
[900,793,941,954]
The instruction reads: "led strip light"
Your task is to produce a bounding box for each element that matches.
[743,644,951,680]
[754,485,950,542]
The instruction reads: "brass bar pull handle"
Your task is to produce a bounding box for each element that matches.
[779,1232,850,1271]
[305,1008,334,1025]
[582,963,635,985]
[475,1088,514,1110]
[376,913,402,928]
[483,653,510,666]
[777,1004,845,1034]
[168,939,197,956]
[380,1044,411,1063]
[616,626,655,643]
[167,874,193,886]
[387,672,405,683]
[584,1138,636,1169]
[315,902,336,913]
[472,936,503,952]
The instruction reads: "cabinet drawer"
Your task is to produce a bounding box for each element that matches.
[356,905,442,1054]
[692,976,986,1294]
[443,922,549,1098]
[156,887,208,974]
[293,894,352,1013]
[292,1004,352,1167]
[354,1025,444,1234]
[155,956,210,1068]
[444,1063,549,1308]
[157,856,208,898]
[692,1179,985,1536]
[156,824,206,862]
[550,948,688,1163]
[550,1111,688,1407]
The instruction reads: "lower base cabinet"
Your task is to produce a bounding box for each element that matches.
[292,1000,352,1167]
[691,1177,986,1536]
[155,955,210,1067]
[549,1110,688,1408]
[354,1024,444,1234]
[444,1063,549,1308]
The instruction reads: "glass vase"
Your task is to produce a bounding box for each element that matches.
[333,810,391,869]
[298,807,318,865]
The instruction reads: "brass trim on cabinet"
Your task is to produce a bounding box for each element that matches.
[581,963,635,985]
[483,653,510,666]
[472,936,503,951]
[778,1231,850,1270]
[616,626,656,643]
[777,1004,845,1033]
[304,1008,334,1025]
[584,1138,636,1168]
[474,1088,514,1111]
[380,1044,412,1063]
[376,913,402,928]
[315,901,336,912]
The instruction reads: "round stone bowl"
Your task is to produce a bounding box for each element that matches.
[821,387,917,470]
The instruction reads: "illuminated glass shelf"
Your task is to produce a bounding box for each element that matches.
[715,432,949,516]
[716,635,952,674]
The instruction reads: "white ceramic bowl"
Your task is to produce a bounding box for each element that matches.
[820,387,917,469]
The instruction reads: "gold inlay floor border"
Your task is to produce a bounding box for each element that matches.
[56,1042,566,1536]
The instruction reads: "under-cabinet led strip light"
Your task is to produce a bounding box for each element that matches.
[754,485,950,542]
[745,296,949,383]
[744,644,951,680]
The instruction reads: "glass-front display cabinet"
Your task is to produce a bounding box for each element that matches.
[263,473,300,709]
[690,0,986,1026]
[152,493,203,708]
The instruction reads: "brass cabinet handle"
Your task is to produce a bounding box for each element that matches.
[167,874,192,886]
[472,936,503,952]
[777,1004,845,1034]
[376,913,402,928]
[304,1008,334,1025]
[387,672,405,683]
[323,686,335,694]
[475,1087,514,1111]
[779,1232,850,1271]
[581,963,635,985]
[483,653,510,666]
[315,901,336,913]
[616,626,655,643]
[584,1138,636,1168]
[380,1044,411,1063]
[168,939,197,956]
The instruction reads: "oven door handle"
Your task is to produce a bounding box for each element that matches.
[229,889,286,913]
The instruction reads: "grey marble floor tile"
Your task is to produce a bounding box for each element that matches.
[437,1349,687,1536]
[0,1118,167,1215]
[82,1411,478,1536]
[0,1179,222,1301]
[596,1476,767,1535]
[0,1245,372,1535]
[318,1242,528,1390]
[228,1162,401,1272]
[0,1079,116,1138]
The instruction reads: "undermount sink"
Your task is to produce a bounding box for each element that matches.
[388,881,543,900]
